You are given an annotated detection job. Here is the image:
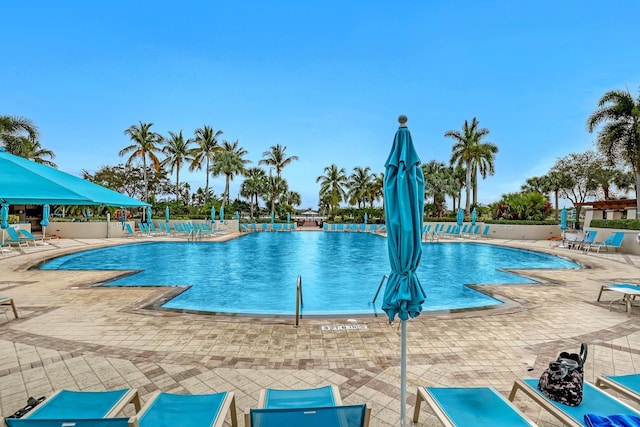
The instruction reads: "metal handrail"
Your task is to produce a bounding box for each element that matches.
[372,274,388,304]
[295,275,303,328]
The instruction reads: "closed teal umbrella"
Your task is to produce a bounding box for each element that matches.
[211,207,215,226]
[235,211,239,220]
[456,208,464,235]
[271,211,275,223]
[287,212,290,224]
[219,206,224,223]
[165,206,170,223]
[147,206,152,225]
[560,207,567,231]
[41,204,50,241]
[382,116,425,425]
[471,208,477,227]
[364,212,368,225]
[1,203,8,246]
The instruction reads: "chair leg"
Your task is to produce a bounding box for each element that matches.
[412,387,425,423]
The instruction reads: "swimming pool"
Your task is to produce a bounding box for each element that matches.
[39,233,580,315]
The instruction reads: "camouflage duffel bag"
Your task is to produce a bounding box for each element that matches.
[538,343,588,406]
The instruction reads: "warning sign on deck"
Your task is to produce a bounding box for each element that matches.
[321,324,368,331]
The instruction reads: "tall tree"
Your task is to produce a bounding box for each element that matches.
[422,161,456,217]
[190,125,223,203]
[541,171,573,220]
[367,172,384,209]
[446,117,496,214]
[586,87,640,216]
[316,164,348,214]
[347,166,373,208]
[120,121,163,202]
[0,115,39,153]
[162,130,194,202]
[551,151,601,229]
[258,144,299,177]
[263,174,288,216]
[15,136,57,167]
[240,167,266,218]
[212,140,250,213]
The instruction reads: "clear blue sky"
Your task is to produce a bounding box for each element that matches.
[3,1,639,209]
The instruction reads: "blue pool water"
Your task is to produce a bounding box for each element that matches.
[39,233,580,315]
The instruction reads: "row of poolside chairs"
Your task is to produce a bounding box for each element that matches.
[1,385,371,427]
[423,224,490,240]
[124,222,225,240]
[1,227,59,248]
[562,230,626,253]
[10,374,640,427]
[322,223,385,233]
[239,222,297,232]
[414,372,640,426]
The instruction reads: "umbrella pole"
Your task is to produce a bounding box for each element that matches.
[401,319,407,426]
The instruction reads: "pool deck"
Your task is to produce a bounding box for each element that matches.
[2,233,640,425]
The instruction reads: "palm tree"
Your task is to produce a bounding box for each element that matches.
[316,164,347,213]
[367,172,384,209]
[258,144,299,177]
[240,167,266,218]
[422,161,456,217]
[212,140,250,213]
[347,166,373,208]
[162,130,194,201]
[120,121,163,202]
[586,87,640,216]
[17,137,57,167]
[446,117,496,214]
[263,174,288,216]
[190,125,223,203]
[0,115,39,152]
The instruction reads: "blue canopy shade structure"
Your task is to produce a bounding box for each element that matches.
[0,147,149,207]
[471,208,477,227]
[560,207,567,230]
[382,115,425,425]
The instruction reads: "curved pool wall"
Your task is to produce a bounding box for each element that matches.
[39,233,580,316]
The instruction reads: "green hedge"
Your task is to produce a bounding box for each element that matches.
[485,219,560,225]
[589,219,640,230]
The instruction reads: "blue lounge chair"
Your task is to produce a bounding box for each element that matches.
[123,223,141,238]
[132,391,237,427]
[481,225,491,237]
[18,229,54,243]
[241,223,251,232]
[509,378,640,426]
[413,386,535,426]
[7,227,35,246]
[596,373,640,404]
[251,223,258,232]
[262,223,268,232]
[573,230,597,250]
[336,224,344,231]
[246,385,370,427]
[585,231,625,253]
[323,223,328,231]
[3,389,141,427]
[272,223,282,231]
[368,224,376,232]
[247,405,368,427]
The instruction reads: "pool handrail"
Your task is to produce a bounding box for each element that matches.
[371,274,389,304]
[295,275,303,328]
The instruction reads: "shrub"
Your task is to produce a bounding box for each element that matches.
[589,219,640,230]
